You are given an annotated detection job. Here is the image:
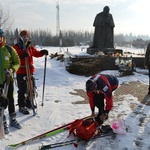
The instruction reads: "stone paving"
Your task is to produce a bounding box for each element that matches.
[71,81,150,106]
[114,81,150,106]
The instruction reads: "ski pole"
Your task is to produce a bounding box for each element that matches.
[40,139,76,150]
[8,115,92,149]
[41,54,47,106]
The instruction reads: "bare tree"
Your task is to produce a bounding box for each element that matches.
[0,5,14,30]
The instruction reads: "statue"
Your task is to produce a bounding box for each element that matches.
[91,6,115,50]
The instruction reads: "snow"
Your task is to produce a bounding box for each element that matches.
[1,46,150,150]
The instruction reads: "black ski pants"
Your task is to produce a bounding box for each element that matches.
[16,74,36,107]
[7,80,15,115]
[94,93,105,125]
[16,74,27,107]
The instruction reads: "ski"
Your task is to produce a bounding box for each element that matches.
[22,40,37,116]
[39,131,116,149]
[0,69,11,139]
[0,107,4,139]
[8,115,92,149]
[25,58,37,115]
[40,139,76,150]
[74,131,116,147]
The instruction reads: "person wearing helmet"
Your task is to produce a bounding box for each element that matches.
[0,29,21,134]
[86,73,118,125]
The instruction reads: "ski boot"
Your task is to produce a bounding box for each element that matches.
[26,99,37,109]
[100,125,113,133]
[19,107,30,115]
[3,115,9,134]
[9,113,22,129]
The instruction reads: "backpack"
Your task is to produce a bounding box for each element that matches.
[5,45,13,66]
[5,45,12,56]
[68,118,98,141]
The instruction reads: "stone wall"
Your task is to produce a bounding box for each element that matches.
[132,57,145,68]
[65,52,145,76]
[102,57,145,70]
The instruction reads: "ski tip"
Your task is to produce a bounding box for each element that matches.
[8,144,18,148]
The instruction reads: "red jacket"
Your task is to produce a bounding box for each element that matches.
[87,74,118,112]
[13,40,44,74]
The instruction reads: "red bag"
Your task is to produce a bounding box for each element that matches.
[68,118,98,141]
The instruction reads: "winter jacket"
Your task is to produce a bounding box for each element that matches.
[0,44,20,85]
[13,39,44,74]
[144,43,150,66]
[87,74,118,112]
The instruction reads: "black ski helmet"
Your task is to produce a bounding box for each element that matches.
[86,79,97,92]
[0,29,5,37]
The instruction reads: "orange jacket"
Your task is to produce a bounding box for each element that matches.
[13,40,44,74]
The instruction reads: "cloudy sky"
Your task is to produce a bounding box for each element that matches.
[1,0,150,36]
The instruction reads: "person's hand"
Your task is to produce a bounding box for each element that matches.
[4,68,12,77]
[20,51,29,59]
[145,66,147,69]
[91,112,95,120]
[9,68,13,73]
[8,68,13,76]
[40,49,49,55]
[100,114,108,121]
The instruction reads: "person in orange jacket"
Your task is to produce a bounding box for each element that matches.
[13,30,48,115]
[86,73,118,125]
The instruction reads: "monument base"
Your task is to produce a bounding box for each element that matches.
[87,47,123,55]
[87,48,99,55]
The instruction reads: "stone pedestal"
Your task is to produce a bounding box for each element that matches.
[87,48,99,55]
[87,47,123,55]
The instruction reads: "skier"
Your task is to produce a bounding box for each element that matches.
[13,30,48,115]
[0,29,21,134]
[86,73,118,125]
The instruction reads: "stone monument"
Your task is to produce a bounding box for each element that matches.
[87,6,122,55]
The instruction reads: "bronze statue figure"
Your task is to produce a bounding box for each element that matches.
[91,6,115,50]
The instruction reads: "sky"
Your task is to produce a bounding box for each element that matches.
[1,0,150,36]
[0,46,150,149]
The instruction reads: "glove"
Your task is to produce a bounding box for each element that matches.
[40,50,49,55]
[0,95,8,109]
[91,111,95,120]
[9,68,13,74]
[20,51,29,59]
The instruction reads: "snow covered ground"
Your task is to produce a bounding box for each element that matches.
[1,46,150,150]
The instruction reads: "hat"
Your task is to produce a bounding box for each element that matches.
[0,29,5,37]
[20,30,30,37]
[86,79,97,92]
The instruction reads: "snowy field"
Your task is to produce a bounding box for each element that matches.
[1,46,150,150]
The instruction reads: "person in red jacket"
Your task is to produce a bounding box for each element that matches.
[13,30,48,115]
[86,73,118,125]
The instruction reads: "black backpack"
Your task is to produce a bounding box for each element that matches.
[5,45,12,56]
